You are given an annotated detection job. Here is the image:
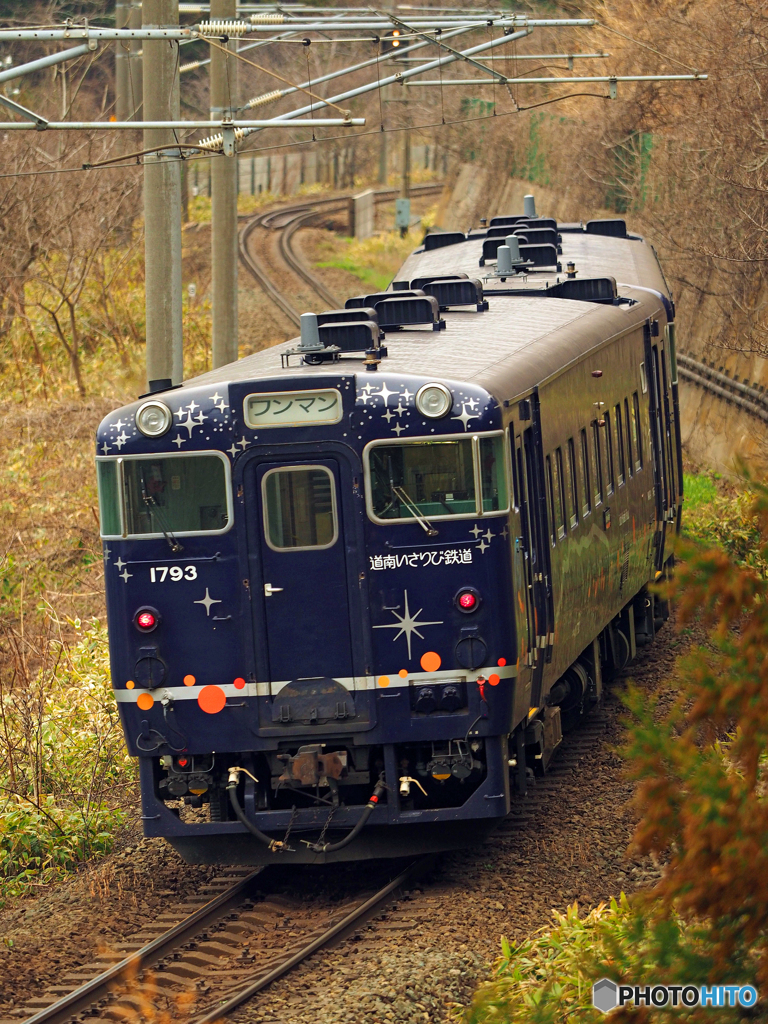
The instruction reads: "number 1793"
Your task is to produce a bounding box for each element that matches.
[149,566,198,582]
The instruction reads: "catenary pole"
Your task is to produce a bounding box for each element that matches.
[143,0,184,389]
[210,0,239,368]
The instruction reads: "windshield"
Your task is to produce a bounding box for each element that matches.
[96,454,231,538]
[367,435,507,522]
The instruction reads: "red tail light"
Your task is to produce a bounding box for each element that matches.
[455,588,481,613]
[134,606,160,632]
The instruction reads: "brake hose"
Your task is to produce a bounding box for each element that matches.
[227,769,290,852]
[306,777,387,854]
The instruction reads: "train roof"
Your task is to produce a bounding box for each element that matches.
[186,227,671,403]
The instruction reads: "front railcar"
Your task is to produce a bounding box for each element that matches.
[96,370,525,863]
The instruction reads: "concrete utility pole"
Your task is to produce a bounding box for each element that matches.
[115,1,129,121]
[129,1,143,119]
[143,0,183,389]
[210,0,239,369]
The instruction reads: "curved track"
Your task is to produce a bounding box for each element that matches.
[238,184,443,328]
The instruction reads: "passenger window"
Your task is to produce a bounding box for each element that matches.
[604,411,615,496]
[615,404,626,486]
[96,460,121,536]
[591,420,603,506]
[566,438,579,529]
[508,430,520,511]
[624,398,634,478]
[632,392,643,471]
[554,448,567,539]
[580,428,591,517]
[545,455,556,545]
[263,465,337,550]
[479,435,509,513]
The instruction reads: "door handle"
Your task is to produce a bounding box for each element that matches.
[264,583,284,597]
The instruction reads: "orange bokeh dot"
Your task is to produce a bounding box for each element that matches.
[488,673,501,686]
[233,677,246,690]
[183,674,196,687]
[377,675,390,688]
[497,657,507,667]
[198,684,226,714]
[125,680,135,690]
[420,651,441,673]
[136,692,154,710]
[398,669,408,678]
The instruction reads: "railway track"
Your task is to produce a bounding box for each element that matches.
[9,857,435,1024]
[7,709,611,1024]
[677,351,768,425]
[237,183,443,327]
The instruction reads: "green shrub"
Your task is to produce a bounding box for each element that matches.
[465,471,768,1021]
[0,620,134,900]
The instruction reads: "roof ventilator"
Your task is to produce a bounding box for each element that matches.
[281,312,387,368]
[586,219,628,238]
[375,295,446,332]
[423,278,488,312]
[423,231,466,251]
[346,290,423,309]
[410,273,468,291]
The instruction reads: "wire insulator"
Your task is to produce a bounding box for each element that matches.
[196,126,246,152]
[197,19,250,37]
[245,89,284,109]
[249,12,285,23]
[179,61,201,73]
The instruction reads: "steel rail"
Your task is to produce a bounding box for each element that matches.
[21,870,264,1024]
[189,854,435,1024]
[677,353,768,424]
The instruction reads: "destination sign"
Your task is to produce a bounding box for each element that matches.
[244,389,342,429]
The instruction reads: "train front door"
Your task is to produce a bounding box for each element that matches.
[251,458,355,686]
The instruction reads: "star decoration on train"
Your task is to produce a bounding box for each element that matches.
[469,524,482,538]
[401,388,414,402]
[228,443,238,458]
[101,442,110,455]
[115,557,127,571]
[119,568,132,583]
[194,588,222,616]
[172,435,185,448]
[114,432,128,450]
[208,392,229,414]
[382,408,395,423]
[392,423,405,436]
[375,382,397,404]
[484,528,495,542]
[478,539,490,554]
[373,590,443,660]
[451,403,480,431]
[103,546,111,563]
[394,402,406,417]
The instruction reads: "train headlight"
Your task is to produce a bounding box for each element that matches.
[136,400,172,437]
[455,587,481,613]
[415,382,452,419]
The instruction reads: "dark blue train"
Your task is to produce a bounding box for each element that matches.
[96,200,682,863]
